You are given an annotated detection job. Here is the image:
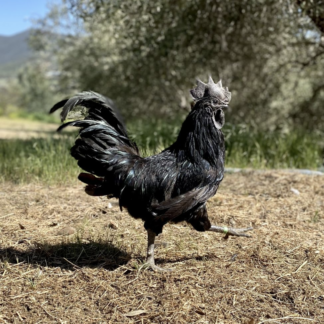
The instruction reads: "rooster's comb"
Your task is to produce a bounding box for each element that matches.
[190,77,231,104]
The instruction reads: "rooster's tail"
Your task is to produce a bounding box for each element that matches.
[50,91,140,196]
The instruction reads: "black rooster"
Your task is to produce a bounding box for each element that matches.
[50,77,252,271]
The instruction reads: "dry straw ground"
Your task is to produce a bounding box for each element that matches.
[0,171,323,323]
[0,119,58,140]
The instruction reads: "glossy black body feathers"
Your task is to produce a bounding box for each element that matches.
[51,92,226,235]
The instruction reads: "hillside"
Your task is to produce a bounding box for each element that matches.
[0,29,32,78]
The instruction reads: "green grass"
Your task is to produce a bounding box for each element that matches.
[128,120,323,169]
[6,110,60,123]
[223,124,323,169]
[0,135,80,184]
[127,117,182,154]
[0,121,322,184]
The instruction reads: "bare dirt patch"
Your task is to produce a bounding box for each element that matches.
[0,118,59,139]
[0,172,323,323]
[0,118,74,139]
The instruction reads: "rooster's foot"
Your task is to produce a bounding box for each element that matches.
[209,225,253,238]
[144,260,172,272]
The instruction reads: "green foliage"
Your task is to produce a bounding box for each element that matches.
[30,0,324,131]
[0,62,62,118]
[17,63,59,114]
[0,80,21,116]
[0,122,322,184]
[0,58,28,79]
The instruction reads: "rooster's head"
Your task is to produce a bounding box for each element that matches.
[190,77,231,129]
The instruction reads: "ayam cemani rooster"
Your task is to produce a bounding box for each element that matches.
[50,77,253,271]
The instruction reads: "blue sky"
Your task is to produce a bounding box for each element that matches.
[0,1,56,36]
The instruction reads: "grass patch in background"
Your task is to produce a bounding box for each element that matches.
[128,119,323,169]
[0,119,323,184]
[6,110,60,123]
[127,117,183,154]
[223,124,323,169]
[0,136,79,184]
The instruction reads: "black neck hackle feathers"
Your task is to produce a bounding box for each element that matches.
[50,78,252,271]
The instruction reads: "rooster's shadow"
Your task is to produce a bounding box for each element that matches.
[0,240,131,271]
[0,240,223,272]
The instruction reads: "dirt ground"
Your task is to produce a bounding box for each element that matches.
[0,171,323,323]
[0,118,60,139]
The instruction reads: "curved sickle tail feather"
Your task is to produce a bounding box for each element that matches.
[50,91,141,196]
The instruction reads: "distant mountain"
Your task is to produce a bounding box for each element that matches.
[0,29,32,65]
[0,29,33,78]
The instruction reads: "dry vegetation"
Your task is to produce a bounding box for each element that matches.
[0,171,323,323]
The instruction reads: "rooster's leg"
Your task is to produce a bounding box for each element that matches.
[209,225,253,238]
[145,229,171,272]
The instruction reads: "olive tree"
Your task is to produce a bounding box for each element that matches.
[31,0,324,130]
